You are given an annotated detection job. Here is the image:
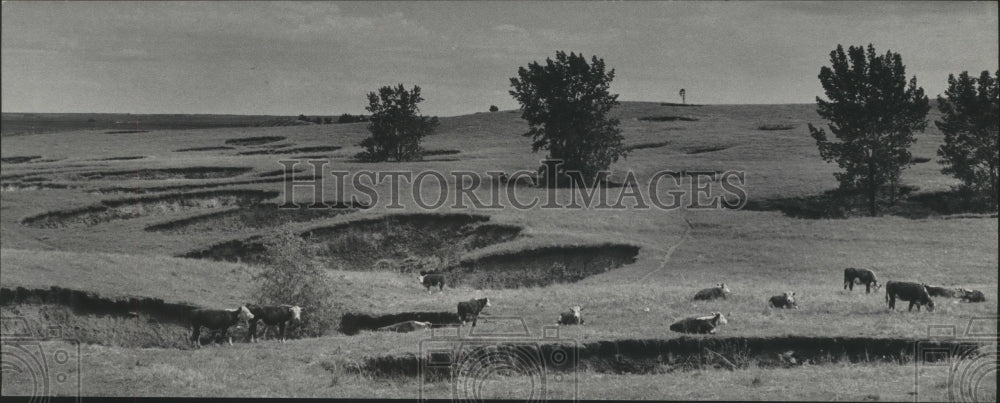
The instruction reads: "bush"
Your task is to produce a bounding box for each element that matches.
[489,105,499,112]
[253,230,341,338]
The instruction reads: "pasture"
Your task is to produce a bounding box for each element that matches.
[1,102,996,399]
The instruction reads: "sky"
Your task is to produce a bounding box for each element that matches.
[2,1,997,116]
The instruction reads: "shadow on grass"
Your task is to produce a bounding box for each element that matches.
[743,187,998,219]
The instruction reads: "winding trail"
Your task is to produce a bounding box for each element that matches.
[638,215,693,282]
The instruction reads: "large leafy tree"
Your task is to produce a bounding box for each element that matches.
[936,70,1000,210]
[808,44,930,216]
[509,51,626,184]
[358,84,439,162]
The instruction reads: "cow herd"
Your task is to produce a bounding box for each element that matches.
[188,266,987,345]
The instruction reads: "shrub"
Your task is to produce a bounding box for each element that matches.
[489,105,499,112]
[253,230,341,338]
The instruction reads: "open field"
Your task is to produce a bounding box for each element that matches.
[1,102,996,398]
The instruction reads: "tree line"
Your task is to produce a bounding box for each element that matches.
[350,47,997,213]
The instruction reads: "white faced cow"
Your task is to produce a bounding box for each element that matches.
[556,306,584,325]
[694,283,731,300]
[246,304,302,342]
[189,305,254,347]
[768,292,798,309]
[669,312,728,334]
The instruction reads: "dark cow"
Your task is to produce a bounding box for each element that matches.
[885,281,935,312]
[189,305,253,347]
[245,304,302,342]
[556,306,584,325]
[378,320,432,333]
[693,283,731,300]
[418,270,445,292]
[958,288,986,303]
[669,312,728,334]
[768,292,798,309]
[457,298,490,327]
[843,268,880,293]
[924,285,958,298]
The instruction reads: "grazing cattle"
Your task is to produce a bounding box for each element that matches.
[958,288,986,303]
[768,292,798,309]
[418,270,446,292]
[457,298,490,327]
[885,281,935,312]
[378,320,432,333]
[924,285,958,298]
[669,312,728,334]
[245,304,302,342]
[693,283,731,300]
[844,268,881,293]
[189,305,254,347]
[556,306,584,325]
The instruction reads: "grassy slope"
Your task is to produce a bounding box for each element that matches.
[1,102,996,397]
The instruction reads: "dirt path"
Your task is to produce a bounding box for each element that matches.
[638,215,693,282]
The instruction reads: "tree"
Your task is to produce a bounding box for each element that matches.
[489,105,499,112]
[509,51,626,184]
[808,44,930,216]
[253,230,341,338]
[357,84,439,162]
[935,70,1000,210]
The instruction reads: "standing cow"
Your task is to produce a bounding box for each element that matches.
[189,305,254,347]
[556,306,584,325]
[844,268,881,293]
[694,283,731,300]
[768,292,798,309]
[245,304,302,342]
[457,298,490,327]
[669,312,728,334]
[418,270,446,293]
[885,281,935,312]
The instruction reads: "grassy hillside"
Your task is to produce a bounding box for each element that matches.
[1,102,995,398]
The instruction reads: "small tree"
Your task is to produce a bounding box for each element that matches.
[253,230,340,338]
[489,105,499,112]
[808,44,930,216]
[936,70,1000,210]
[509,51,626,184]
[357,84,439,162]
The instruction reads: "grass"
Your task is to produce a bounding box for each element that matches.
[1,101,996,399]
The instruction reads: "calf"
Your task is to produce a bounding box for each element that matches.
[418,270,446,292]
[844,268,880,293]
[924,285,958,298]
[556,306,584,325]
[885,281,935,312]
[958,288,986,303]
[246,304,302,342]
[768,292,798,309]
[457,298,490,327]
[669,312,728,334]
[378,320,432,333]
[189,305,254,347]
[693,283,731,300]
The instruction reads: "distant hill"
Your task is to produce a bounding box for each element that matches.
[0,113,311,136]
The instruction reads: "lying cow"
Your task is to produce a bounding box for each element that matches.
[958,288,986,303]
[768,292,798,309]
[924,285,958,298]
[189,305,254,347]
[669,312,728,334]
[693,283,731,300]
[418,270,445,292]
[844,268,880,293]
[556,306,584,325]
[457,298,490,327]
[245,304,302,342]
[378,320,432,333]
[885,281,935,312]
